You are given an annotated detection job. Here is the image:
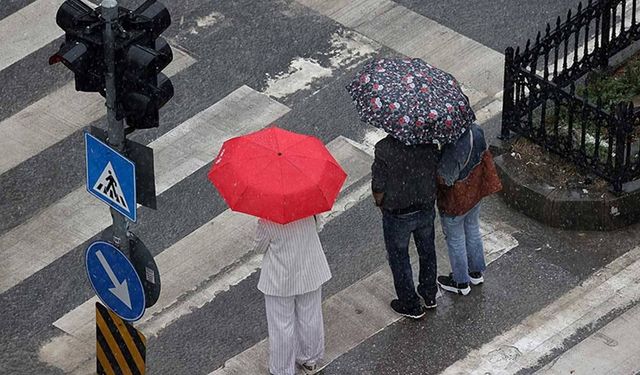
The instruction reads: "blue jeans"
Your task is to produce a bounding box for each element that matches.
[382,208,438,307]
[440,203,486,284]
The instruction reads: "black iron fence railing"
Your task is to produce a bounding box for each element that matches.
[502,0,640,192]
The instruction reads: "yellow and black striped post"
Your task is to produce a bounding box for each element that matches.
[96,302,146,375]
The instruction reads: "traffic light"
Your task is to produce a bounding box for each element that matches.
[50,0,175,131]
[49,0,105,94]
[117,0,174,131]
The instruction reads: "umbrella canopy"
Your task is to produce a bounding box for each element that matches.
[208,126,347,224]
[346,57,475,145]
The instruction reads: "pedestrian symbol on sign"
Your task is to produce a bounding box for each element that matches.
[85,132,136,222]
[94,162,129,211]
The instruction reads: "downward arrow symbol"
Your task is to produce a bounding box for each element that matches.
[96,250,132,309]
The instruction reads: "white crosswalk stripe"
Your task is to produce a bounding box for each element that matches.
[295,0,504,100]
[0,0,79,72]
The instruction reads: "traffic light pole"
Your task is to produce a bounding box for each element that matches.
[102,0,130,257]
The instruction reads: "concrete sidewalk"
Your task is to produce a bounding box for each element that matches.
[536,303,640,375]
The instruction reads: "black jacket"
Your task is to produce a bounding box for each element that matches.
[371,135,440,213]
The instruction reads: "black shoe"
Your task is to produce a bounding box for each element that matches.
[300,361,328,374]
[390,299,425,319]
[419,294,437,309]
[437,274,471,295]
[469,272,484,285]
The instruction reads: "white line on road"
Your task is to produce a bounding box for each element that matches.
[0,0,65,72]
[295,0,505,98]
[0,0,100,73]
[0,85,290,294]
[0,46,195,176]
[441,245,640,375]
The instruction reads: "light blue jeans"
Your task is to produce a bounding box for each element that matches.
[440,203,486,284]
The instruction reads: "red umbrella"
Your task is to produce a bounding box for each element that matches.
[208,126,347,224]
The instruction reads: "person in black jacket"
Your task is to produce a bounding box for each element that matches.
[371,134,440,319]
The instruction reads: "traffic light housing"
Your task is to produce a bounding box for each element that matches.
[117,0,174,131]
[50,0,174,131]
[49,0,106,94]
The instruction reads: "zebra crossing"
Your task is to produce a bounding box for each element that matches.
[2,0,640,374]
[42,124,519,373]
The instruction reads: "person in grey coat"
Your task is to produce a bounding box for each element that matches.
[254,215,331,375]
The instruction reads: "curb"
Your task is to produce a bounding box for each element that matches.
[494,153,640,231]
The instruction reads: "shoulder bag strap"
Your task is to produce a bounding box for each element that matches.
[462,128,474,170]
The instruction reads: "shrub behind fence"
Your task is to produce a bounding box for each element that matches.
[502,0,640,191]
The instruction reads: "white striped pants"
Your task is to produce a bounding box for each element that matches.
[264,287,324,375]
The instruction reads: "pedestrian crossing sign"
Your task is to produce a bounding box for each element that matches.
[85,132,137,222]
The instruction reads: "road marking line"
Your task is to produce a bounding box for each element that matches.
[0,46,195,176]
[442,246,640,375]
[0,0,65,72]
[0,86,290,294]
[40,135,374,373]
[295,0,504,97]
[0,0,99,72]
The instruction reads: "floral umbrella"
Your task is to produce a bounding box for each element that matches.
[346,57,475,145]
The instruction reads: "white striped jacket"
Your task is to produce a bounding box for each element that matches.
[255,216,332,297]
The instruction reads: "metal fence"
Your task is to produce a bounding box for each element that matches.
[501,0,640,191]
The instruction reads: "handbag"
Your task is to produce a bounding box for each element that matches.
[437,130,502,216]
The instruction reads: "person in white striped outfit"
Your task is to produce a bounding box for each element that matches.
[255,215,332,375]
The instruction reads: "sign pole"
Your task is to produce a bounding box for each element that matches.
[101,0,130,257]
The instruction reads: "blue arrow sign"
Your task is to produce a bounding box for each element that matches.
[85,241,145,321]
[85,132,137,222]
